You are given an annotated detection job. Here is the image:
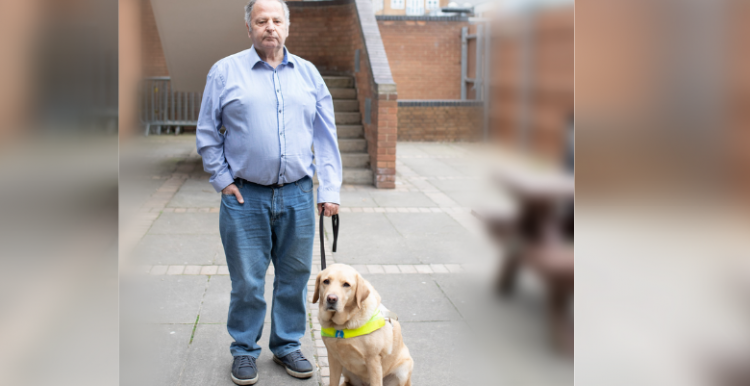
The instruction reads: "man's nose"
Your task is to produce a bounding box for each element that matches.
[326,294,338,304]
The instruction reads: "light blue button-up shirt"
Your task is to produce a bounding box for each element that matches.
[196,46,342,204]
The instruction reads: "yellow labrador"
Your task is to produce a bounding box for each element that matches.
[313,264,414,386]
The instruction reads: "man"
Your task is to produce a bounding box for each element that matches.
[196,0,342,383]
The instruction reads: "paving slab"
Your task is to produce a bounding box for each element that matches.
[423,177,479,192]
[339,189,378,207]
[398,158,464,178]
[120,178,169,215]
[430,272,571,386]
[214,243,227,265]
[179,323,318,386]
[361,274,463,322]
[385,213,488,265]
[398,321,473,385]
[395,142,431,156]
[149,213,220,235]
[133,275,209,324]
[369,190,438,207]
[169,179,222,208]
[120,323,193,386]
[321,213,419,265]
[411,143,468,157]
[133,234,221,265]
[441,186,513,208]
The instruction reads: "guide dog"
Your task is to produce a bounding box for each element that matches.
[313,264,413,386]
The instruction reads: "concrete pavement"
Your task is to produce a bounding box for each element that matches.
[120,135,572,386]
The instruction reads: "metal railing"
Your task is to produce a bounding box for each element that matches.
[140,77,202,135]
[461,24,491,141]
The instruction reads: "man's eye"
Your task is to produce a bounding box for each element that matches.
[343,283,351,288]
[323,279,330,285]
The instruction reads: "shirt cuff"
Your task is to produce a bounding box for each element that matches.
[317,188,340,205]
[210,171,235,193]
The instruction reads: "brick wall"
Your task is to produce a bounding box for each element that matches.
[398,101,483,141]
[375,0,451,16]
[286,0,357,74]
[141,0,168,77]
[377,16,469,100]
[353,0,398,188]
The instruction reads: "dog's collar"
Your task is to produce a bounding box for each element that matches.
[321,309,386,339]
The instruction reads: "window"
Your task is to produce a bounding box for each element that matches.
[373,0,384,12]
[426,0,439,10]
[391,0,404,10]
[405,0,424,15]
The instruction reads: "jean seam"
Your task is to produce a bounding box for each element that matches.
[295,178,313,193]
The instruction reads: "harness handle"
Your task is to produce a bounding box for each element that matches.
[319,210,339,271]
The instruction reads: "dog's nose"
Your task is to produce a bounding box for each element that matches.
[326,295,338,304]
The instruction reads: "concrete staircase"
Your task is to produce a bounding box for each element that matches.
[322,75,372,185]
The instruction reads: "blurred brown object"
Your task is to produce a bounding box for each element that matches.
[473,166,574,354]
[488,6,573,162]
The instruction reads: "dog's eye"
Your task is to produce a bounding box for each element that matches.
[322,279,329,285]
[343,282,351,287]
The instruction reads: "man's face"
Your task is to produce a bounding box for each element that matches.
[247,0,288,52]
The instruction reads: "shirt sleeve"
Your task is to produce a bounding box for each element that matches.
[196,63,235,192]
[312,70,343,205]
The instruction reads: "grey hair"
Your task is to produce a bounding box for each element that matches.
[245,0,290,27]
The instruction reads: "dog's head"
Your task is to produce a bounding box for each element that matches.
[313,264,371,323]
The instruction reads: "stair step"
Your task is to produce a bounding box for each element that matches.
[343,168,373,185]
[338,138,367,153]
[330,88,357,100]
[323,76,354,89]
[342,153,370,168]
[335,112,361,125]
[313,168,373,185]
[337,125,364,139]
[333,100,359,112]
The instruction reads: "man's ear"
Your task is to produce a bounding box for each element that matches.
[312,272,322,304]
[355,273,371,309]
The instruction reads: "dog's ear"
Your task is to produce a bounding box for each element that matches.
[312,272,322,304]
[355,273,371,309]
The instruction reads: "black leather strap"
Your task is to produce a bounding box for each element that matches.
[319,212,339,271]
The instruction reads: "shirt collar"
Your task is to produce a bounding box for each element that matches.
[249,45,295,69]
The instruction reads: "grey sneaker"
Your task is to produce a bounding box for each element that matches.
[231,355,258,385]
[273,350,314,379]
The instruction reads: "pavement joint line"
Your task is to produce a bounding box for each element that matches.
[158,206,474,214]
[139,264,472,276]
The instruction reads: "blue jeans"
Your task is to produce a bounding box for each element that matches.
[220,176,315,358]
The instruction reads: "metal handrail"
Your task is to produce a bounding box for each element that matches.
[139,77,202,135]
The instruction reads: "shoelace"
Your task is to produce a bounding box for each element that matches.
[236,355,256,369]
[286,350,306,363]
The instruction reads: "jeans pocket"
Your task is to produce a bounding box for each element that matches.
[295,177,313,193]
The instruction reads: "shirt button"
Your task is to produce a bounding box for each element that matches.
[279,110,282,113]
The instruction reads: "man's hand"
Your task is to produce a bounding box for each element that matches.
[222,183,244,204]
[317,202,339,217]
